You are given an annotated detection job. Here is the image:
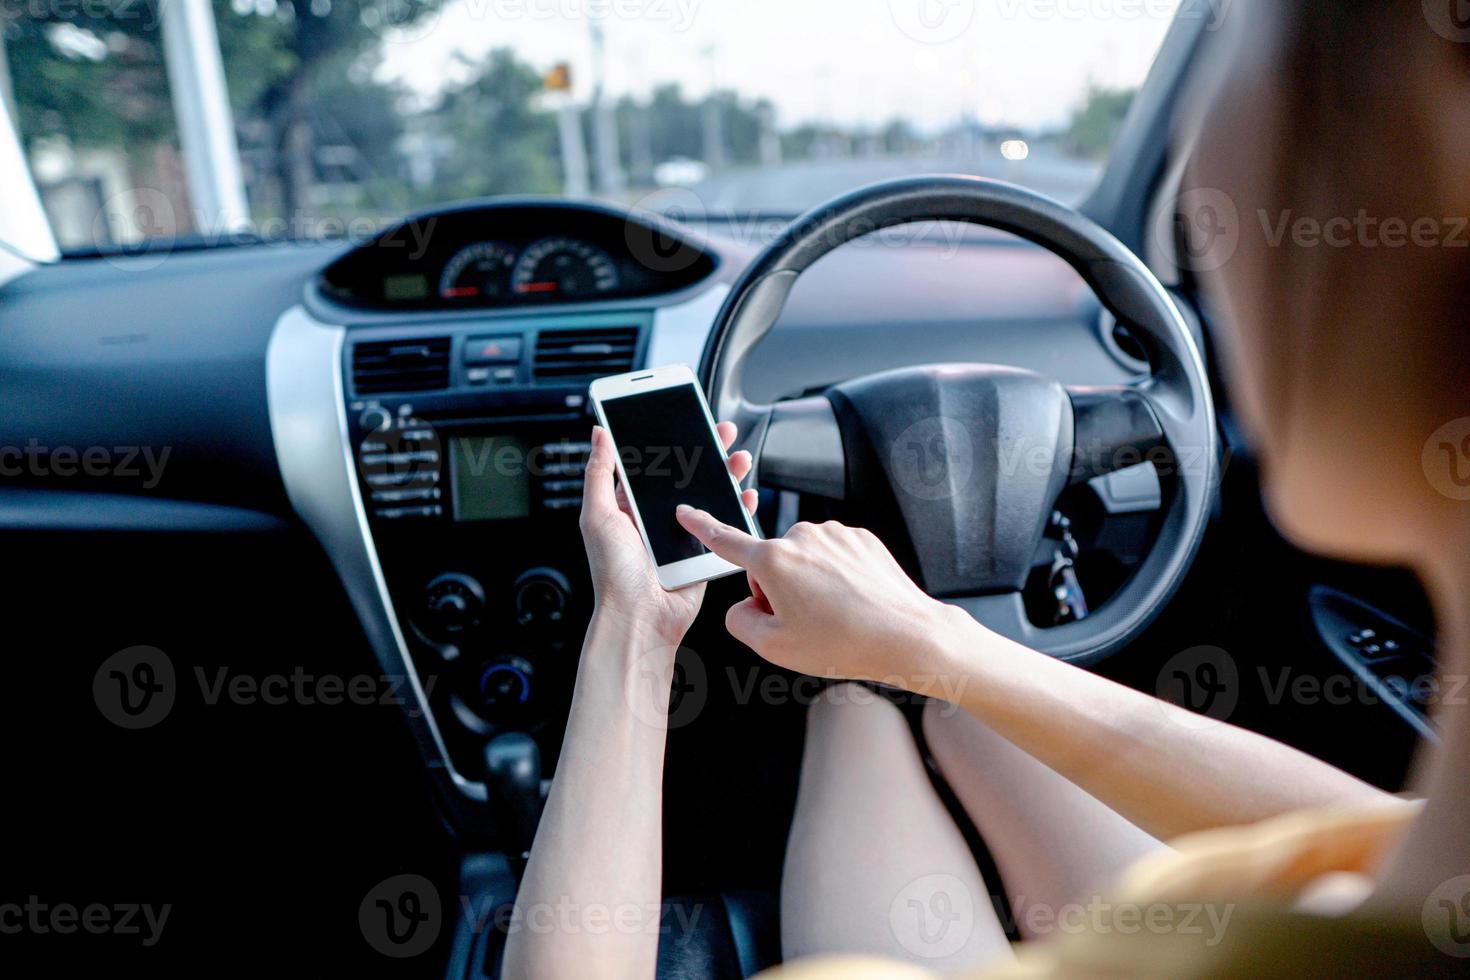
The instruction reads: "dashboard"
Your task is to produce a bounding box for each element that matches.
[283,200,1158,808]
[318,201,717,311]
[0,196,1149,824]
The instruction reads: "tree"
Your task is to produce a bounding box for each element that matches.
[3,1,443,224]
[3,10,175,157]
[429,48,560,200]
[714,91,767,166]
[641,83,702,163]
[213,0,445,216]
[781,122,850,161]
[614,83,771,173]
[880,118,918,155]
[1062,83,1136,160]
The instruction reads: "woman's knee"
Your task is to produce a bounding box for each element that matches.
[806,682,907,738]
[920,695,965,755]
[921,696,1011,776]
[800,683,919,781]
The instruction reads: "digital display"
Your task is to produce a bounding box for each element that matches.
[599,384,748,565]
[383,274,428,301]
[450,435,531,521]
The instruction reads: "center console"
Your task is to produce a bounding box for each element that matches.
[265,198,727,825]
[344,311,653,779]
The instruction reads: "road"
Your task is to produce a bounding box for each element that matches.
[629,147,1102,216]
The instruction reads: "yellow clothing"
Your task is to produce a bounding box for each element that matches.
[1116,798,1414,902]
[759,801,1461,979]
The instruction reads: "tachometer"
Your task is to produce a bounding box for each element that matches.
[511,237,620,298]
[438,241,517,301]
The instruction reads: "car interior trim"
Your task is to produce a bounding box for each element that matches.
[266,303,489,802]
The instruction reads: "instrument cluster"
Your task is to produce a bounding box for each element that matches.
[437,236,620,304]
[317,201,718,312]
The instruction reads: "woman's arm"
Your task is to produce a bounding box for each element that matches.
[923,607,1392,839]
[674,511,1394,841]
[502,612,676,980]
[503,425,756,980]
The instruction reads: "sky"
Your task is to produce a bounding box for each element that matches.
[376,0,1183,133]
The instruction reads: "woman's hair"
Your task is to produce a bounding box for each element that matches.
[1272,0,1470,401]
[1190,0,1470,563]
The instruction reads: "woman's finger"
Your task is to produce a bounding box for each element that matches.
[580,426,619,522]
[676,505,767,568]
[748,571,773,614]
[717,420,737,451]
[725,595,778,654]
[727,449,753,484]
[741,488,758,514]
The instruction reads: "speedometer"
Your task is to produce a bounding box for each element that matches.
[439,241,517,301]
[511,237,620,299]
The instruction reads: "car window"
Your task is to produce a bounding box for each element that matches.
[4,0,1186,253]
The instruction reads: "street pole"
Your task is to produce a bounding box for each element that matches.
[588,20,625,194]
[758,103,781,168]
[700,44,725,170]
[556,101,591,198]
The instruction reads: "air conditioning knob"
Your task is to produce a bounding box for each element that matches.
[432,591,468,618]
[359,405,393,433]
[514,567,571,628]
[421,572,486,641]
[480,656,535,712]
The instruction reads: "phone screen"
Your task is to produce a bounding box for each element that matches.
[599,383,749,566]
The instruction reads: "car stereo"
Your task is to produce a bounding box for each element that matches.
[354,413,592,525]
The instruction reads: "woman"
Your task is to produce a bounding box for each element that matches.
[504,0,1470,975]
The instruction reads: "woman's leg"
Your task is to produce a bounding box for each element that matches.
[780,684,1014,970]
[921,699,1166,940]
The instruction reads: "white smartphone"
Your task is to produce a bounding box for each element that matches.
[589,364,760,590]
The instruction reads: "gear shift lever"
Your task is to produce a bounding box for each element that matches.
[484,733,543,858]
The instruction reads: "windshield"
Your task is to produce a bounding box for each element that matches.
[4,0,1184,253]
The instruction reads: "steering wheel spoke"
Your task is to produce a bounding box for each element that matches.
[1066,384,1169,484]
[753,396,847,499]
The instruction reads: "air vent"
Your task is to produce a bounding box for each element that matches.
[533,327,639,382]
[352,338,451,394]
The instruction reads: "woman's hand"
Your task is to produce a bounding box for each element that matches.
[580,422,758,644]
[672,509,967,684]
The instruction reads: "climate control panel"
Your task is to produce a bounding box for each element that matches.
[401,563,580,760]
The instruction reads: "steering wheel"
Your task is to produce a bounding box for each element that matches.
[699,175,1217,665]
